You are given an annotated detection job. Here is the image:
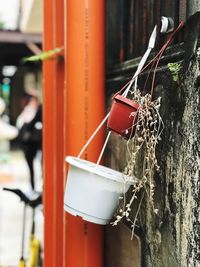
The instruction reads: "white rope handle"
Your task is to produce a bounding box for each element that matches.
[123,16,173,98]
[96,131,111,165]
[123,25,157,97]
[78,112,110,159]
[77,16,173,163]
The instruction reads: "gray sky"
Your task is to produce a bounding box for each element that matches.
[0,0,19,29]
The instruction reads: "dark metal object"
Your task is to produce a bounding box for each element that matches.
[0,31,42,44]
[106,0,187,64]
[0,31,42,66]
[3,187,42,208]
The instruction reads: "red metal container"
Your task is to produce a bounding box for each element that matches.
[107,95,140,139]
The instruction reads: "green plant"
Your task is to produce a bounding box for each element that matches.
[22,47,64,62]
[167,62,182,82]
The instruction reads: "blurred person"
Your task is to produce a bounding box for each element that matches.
[16,90,42,190]
[0,97,18,140]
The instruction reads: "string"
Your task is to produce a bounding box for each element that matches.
[150,21,184,99]
[121,21,184,99]
[122,21,184,99]
[77,112,110,159]
[142,59,157,95]
[77,21,184,163]
[96,131,112,165]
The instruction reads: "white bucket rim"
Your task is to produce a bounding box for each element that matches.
[65,156,135,184]
[64,204,109,225]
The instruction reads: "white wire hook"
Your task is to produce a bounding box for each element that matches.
[77,16,174,164]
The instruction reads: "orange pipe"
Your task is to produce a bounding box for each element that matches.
[43,0,64,266]
[52,0,65,266]
[43,0,56,266]
[64,1,105,267]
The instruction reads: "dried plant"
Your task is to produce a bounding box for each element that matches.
[111,89,164,238]
[110,22,185,235]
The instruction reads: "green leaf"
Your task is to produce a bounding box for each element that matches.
[22,47,64,63]
[167,63,182,82]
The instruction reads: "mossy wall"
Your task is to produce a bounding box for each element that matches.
[105,13,200,267]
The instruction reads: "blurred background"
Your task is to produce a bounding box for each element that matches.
[0,0,43,265]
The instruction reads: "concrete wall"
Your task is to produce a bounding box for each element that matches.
[105,12,200,267]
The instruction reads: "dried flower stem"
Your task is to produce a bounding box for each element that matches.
[111,90,164,235]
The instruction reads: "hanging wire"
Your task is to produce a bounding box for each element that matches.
[76,20,184,165]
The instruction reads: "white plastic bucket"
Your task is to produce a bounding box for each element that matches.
[64,156,134,225]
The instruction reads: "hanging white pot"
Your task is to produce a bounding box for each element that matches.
[63,17,181,225]
[64,156,134,225]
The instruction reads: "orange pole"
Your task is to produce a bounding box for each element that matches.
[52,0,65,266]
[43,0,55,266]
[64,1,105,267]
[43,0,64,266]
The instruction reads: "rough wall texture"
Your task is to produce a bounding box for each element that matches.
[106,13,200,267]
[138,13,200,267]
[139,45,200,267]
[104,224,140,267]
[187,1,200,17]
